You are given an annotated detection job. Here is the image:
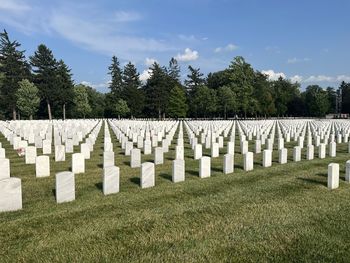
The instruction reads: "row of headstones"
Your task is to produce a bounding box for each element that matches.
[0,122,103,212]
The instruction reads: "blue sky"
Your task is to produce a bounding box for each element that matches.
[1,0,349,92]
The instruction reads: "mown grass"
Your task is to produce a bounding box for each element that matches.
[1,122,350,262]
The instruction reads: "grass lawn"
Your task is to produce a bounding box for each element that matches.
[1,122,350,262]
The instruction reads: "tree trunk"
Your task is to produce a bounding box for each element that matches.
[63,103,66,120]
[118,114,120,119]
[158,108,161,120]
[30,115,33,120]
[47,100,52,120]
[12,108,16,120]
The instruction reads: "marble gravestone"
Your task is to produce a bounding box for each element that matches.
[35,155,50,177]
[55,171,75,203]
[0,178,22,212]
[103,165,120,195]
[141,162,155,188]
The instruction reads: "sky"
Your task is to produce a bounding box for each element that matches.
[1,0,349,92]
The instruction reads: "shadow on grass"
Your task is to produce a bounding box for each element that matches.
[97,164,103,168]
[159,173,172,181]
[123,161,130,166]
[297,177,327,187]
[212,167,222,173]
[130,177,140,185]
[186,170,198,177]
[95,182,103,191]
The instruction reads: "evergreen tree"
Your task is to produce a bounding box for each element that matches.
[168,57,181,82]
[30,44,58,120]
[304,85,330,117]
[15,79,40,120]
[184,66,205,95]
[122,62,144,117]
[168,86,188,118]
[108,55,123,97]
[340,81,350,114]
[56,59,74,119]
[0,29,30,119]
[192,86,217,117]
[144,62,172,118]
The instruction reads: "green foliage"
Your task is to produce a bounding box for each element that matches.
[122,62,144,117]
[168,86,188,118]
[108,56,123,97]
[0,30,30,119]
[217,85,236,118]
[228,56,255,117]
[115,99,130,118]
[192,85,217,117]
[15,79,40,119]
[304,85,330,117]
[185,65,205,95]
[73,84,92,118]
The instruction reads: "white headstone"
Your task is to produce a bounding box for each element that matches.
[35,155,50,177]
[25,146,37,164]
[0,158,10,180]
[306,145,314,160]
[0,178,22,212]
[172,159,185,183]
[223,154,234,174]
[141,162,155,188]
[279,148,287,164]
[130,148,141,168]
[328,163,339,190]
[293,146,301,162]
[72,153,85,174]
[103,151,115,168]
[154,147,164,165]
[55,145,66,162]
[199,156,211,178]
[55,171,75,203]
[263,149,272,167]
[103,166,120,195]
[243,152,254,171]
[194,144,202,160]
[211,143,219,158]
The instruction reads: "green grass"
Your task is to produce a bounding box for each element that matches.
[1,122,350,262]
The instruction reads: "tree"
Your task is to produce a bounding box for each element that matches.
[326,87,337,114]
[0,29,30,119]
[228,56,255,117]
[30,44,58,120]
[73,84,91,118]
[85,86,105,118]
[304,85,330,117]
[122,62,144,117]
[184,66,205,95]
[115,99,130,119]
[217,85,236,118]
[168,57,181,82]
[253,72,276,117]
[143,62,172,118]
[192,86,217,117]
[15,79,40,119]
[56,59,74,119]
[340,81,350,114]
[168,86,188,118]
[272,76,300,116]
[207,70,231,90]
[108,56,123,97]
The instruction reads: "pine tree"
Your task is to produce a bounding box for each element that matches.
[122,62,144,117]
[184,66,205,95]
[56,59,74,119]
[168,57,181,82]
[30,44,58,120]
[168,86,188,118]
[0,29,30,119]
[108,56,123,97]
[73,84,91,118]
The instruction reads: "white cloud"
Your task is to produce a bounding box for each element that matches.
[304,75,333,82]
[175,48,199,62]
[0,0,31,13]
[261,69,286,81]
[80,80,111,90]
[336,75,350,82]
[290,75,303,83]
[139,69,152,82]
[145,57,158,67]
[114,11,141,22]
[265,46,281,54]
[214,43,238,53]
[287,57,311,64]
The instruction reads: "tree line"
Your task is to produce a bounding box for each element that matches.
[0,29,348,120]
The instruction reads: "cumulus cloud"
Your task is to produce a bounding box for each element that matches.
[304,75,333,82]
[145,57,157,67]
[261,70,286,81]
[214,43,238,53]
[336,75,350,82]
[0,0,31,13]
[175,48,199,62]
[290,75,303,83]
[287,57,311,64]
[80,80,111,90]
[139,69,152,82]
